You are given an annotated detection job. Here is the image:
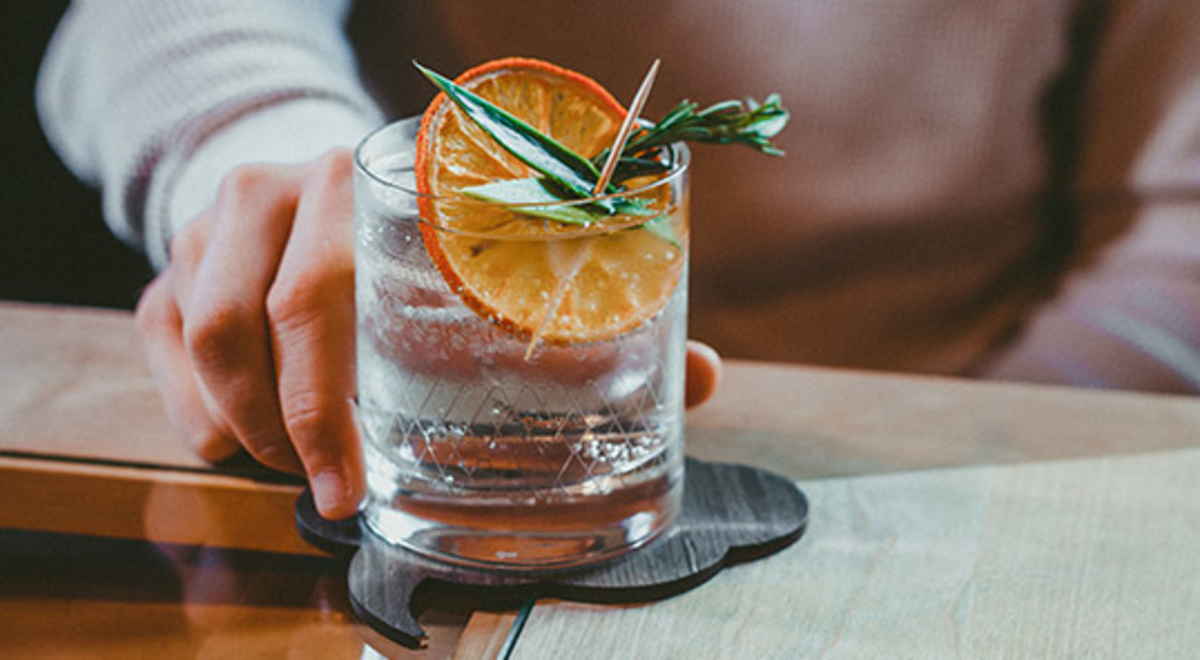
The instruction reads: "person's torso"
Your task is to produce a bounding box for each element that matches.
[352,0,1082,374]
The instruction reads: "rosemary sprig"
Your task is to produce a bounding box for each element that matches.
[596,95,789,183]
[415,61,788,228]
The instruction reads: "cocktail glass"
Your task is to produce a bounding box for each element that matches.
[353,117,690,570]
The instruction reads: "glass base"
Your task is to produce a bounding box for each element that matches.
[362,478,681,572]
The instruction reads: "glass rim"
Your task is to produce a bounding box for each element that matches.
[354,116,690,214]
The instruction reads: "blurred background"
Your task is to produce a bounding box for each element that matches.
[2,1,153,310]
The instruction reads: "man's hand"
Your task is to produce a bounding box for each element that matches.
[137,149,361,519]
[136,148,721,521]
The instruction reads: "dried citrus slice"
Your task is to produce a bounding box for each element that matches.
[414,57,687,345]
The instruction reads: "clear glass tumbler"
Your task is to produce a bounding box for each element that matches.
[353,117,690,570]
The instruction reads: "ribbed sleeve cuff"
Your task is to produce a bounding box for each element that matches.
[144,96,383,270]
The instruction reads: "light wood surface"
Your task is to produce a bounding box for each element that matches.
[512,448,1200,658]
[0,302,202,467]
[514,362,1200,658]
[685,359,1200,478]
[3,301,1199,659]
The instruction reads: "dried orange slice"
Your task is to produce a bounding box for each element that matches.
[414,57,687,345]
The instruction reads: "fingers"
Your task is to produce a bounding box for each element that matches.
[145,153,363,520]
[685,339,722,408]
[177,164,305,474]
[266,150,363,519]
[136,270,241,462]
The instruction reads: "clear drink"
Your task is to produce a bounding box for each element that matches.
[353,117,689,570]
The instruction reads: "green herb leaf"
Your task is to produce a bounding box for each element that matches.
[640,215,681,249]
[461,177,655,226]
[462,177,679,247]
[415,62,610,205]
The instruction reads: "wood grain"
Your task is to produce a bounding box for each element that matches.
[511,448,1200,659]
[7,301,1200,659]
[686,359,1200,479]
[452,611,521,660]
[0,303,479,659]
[0,302,199,467]
[0,454,312,555]
[0,527,473,660]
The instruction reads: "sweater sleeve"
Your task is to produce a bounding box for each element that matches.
[36,0,385,270]
[976,0,1200,393]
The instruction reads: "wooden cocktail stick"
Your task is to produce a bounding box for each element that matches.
[592,58,660,195]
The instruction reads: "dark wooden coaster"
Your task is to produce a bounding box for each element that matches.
[296,458,808,648]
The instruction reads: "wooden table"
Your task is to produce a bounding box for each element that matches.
[3,301,1199,658]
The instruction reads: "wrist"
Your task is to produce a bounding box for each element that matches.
[149,98,382,269]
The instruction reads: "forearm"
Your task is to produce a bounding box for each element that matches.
[36,0,383,269]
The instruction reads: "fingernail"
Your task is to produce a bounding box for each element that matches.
[312,471,353,518]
